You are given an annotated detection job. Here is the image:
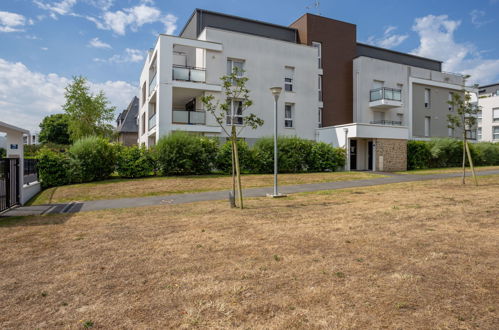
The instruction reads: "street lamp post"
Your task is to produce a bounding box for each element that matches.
[268,86,286,198]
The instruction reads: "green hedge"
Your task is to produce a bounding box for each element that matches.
[69,136,118,182]
[155,132,217,175]
[215,139,254,173]
[0,147,5,158]
[37,148,71,188]
[408,138,499,170]
[116,145,155,178]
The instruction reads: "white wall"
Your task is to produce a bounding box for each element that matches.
[478,95,499,142]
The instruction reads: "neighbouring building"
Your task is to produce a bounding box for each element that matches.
[116,96,139,146]
[23,132,40,145]
[476,83,499,142]
[137,9,468,171]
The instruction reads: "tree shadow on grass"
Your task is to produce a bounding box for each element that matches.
[0,213,74,228]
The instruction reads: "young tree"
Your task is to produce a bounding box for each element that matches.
[447,76,480,185]
[201,68,263,209]
[39,113,71,145]
[63,76,115,141]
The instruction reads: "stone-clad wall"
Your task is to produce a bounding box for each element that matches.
[375,139,407,172]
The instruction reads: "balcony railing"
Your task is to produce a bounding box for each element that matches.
[172,109,206,125]
[149,72,157,96]
[370,87,402,102]
[148,113,156,130]
[370,120,402,126]
[172,65,206,83]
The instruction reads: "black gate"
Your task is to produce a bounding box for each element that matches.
[0,158,20,212]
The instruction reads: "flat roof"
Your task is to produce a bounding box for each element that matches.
[356,43,442,64]
[0,121,29,134]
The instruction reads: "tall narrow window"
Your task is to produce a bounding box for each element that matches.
[141,83,146,106]
[424,89,431,108]
[284,66,294,92]
[226,100,243,125]
[448,123,454,137]
[284,104,294,128]
[477,111,482,126]
[318,107,323,128]
[227,59,245,83]
[494,127,499,140]
[424,116,431,137]
[448,92,453,111]
[477,127,482,141]
[397,113,403,125]
[493,108,499,122]
[318,75,323,101]
[312,41,322,68]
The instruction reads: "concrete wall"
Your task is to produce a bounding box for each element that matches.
[22,182,41,205]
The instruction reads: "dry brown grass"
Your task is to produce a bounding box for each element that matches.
[30,171,383,205]
[396,165,499,175]
[1,176,498,329]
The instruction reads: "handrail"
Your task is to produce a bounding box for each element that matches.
[370,120,402,126]
[370,87,402,102]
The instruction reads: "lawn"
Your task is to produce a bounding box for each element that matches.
[1,176,498,328]
[396,165,499,175]
[29,171,384,205]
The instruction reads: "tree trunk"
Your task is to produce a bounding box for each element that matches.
[230,137,236,208]
[465,141,478,186]
[231,126,243,209]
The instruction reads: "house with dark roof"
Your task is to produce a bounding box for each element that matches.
[116,96,139,146]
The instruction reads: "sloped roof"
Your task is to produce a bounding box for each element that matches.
[116,96,139,133]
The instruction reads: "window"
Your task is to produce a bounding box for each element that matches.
[318,107,323,128]
[226,100,243,125]
[141,114,145,135]
[318,75,323,101]
[424,88,431,108]
[477,111,482,126]
[312,41,322,68]
[477,127,482,140]
[494,127,499,140]
[284,104,294,128]
[448,123,454,137]
[493,108,499,122]
[227,59,244,80]
[284,66,294,92]
[397,113,404,125]
[424,116,431,137]
[141,83,146,106]
[448,92,453,111]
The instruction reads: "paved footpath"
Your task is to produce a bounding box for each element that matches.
[3,170,499,217]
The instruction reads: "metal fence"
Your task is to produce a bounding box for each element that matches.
[23,158,38,185]
[0,158,19,212]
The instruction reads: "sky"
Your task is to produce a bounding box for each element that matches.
[0,0,498,132]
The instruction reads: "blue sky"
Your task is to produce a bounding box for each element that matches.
[1,0,499,131]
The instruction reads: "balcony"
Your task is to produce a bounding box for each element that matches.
[370,120,402,126]
[149,72,157,96]
[148,113,156,131]
[172,65,206,83]
[369,87,403,109]
[172,109,206,125]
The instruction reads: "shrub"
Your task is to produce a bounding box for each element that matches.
[473,142,499,166]
[309,142,346,172]
[36,148,71,188]
[69,136,117,182]
[215,139,254,173]
[0,147,5,158]
[428,138,463,168]
[116,146,155,178]
[407,140,432,170]
[253,136,315,173]
[155,132,217,175]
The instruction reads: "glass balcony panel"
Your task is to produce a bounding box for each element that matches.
[190,69,206,83]
[190,111,205,124]
[148,114,156,130]
[370,89,383,101]
[172,110,189,123]
[173,66,189,81]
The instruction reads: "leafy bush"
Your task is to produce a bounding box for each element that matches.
[253,136,321,173]
[473,142,499,166]
[428,138,463,168]
[0,147,5,158]
[215,139,254,173]
[36,148,71,188]
[69,136,117,182]
[309,142,346,172]
[155,132,217,175]
[407,140,432,170]
[116,146,155,178]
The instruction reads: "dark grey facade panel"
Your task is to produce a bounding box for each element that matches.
[117,96,139,133]
[478,83,499,95]
[180,9,297,43]
[356,43,442,71]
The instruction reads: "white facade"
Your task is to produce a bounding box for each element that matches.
[138,28,320,147]
[476,93,499,142]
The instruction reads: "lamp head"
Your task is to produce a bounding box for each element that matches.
[270,86,282,97]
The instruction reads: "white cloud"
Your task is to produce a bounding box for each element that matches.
[470,9,493,28]
[411,14,499,84]
[88,37,112,49]
[33,0,77,17]
[41,47,48,51]
[94,48,145,63]
[367,25,408,48]
[90,4,177,35]
[0,11,28,33]
[0,58,137,132]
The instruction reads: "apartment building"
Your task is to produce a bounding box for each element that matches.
[137,9,466,171]
[476,83,499,142]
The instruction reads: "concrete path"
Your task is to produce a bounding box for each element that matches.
[2,170,498,217]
